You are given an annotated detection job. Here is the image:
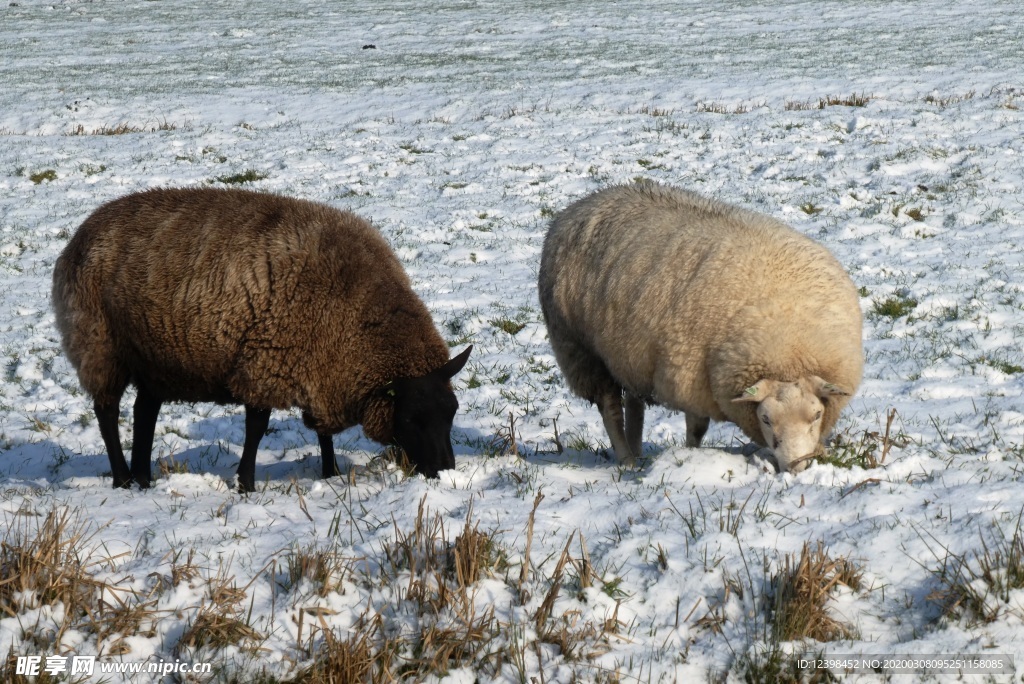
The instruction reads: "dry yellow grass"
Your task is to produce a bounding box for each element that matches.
[770,542,861,642]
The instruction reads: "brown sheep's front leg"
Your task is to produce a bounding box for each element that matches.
[130,387,162,489]
[318,433,339,479]
[96,401,131,489]
[238,406,270,493]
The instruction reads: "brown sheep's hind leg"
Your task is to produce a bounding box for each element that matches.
[96,401,131,488]
[238,406,270,494]
[318,433,338,479]
[129,387,162,489]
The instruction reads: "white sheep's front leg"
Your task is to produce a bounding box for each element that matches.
[598,390,637,466]
[685,412,710,447]
[624,392,644,459]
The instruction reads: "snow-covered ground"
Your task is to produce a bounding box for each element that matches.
[2,0,1024,681]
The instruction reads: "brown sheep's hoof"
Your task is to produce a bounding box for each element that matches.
[112,477,150,489]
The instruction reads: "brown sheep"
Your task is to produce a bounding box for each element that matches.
[52,188,472,492]
[539,181,862,473]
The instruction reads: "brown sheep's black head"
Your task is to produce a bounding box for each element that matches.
[386,346,472,478]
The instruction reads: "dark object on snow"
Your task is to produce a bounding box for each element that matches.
[53,188,471,492]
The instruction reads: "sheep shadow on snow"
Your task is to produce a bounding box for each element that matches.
[455,422,767,477]
[0,422,770,492]
[0,412,364,491]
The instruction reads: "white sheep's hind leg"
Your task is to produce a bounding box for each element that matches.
[598,390,636,466]
[624,392,644,459]
[685,413,710,447]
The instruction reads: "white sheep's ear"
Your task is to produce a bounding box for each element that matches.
[732,379,773,403]
[808,375,851,398]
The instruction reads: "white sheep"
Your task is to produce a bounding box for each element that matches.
[538,181,863,472]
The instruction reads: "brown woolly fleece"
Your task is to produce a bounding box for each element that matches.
[539,180,863,459]
[52,187,451,443]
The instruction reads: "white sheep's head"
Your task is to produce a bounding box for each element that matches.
[731,376,851,473]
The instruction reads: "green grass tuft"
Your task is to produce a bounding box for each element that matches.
[213,170,269,185]
[871,293,917,319]
[977,356,1024,375]
[491,317,527,336]
[903,207,926,221]
[29,169,57,184]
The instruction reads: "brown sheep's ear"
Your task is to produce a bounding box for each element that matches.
[808,375,851,398]
[731,379,773,403]
[437,345,472,380]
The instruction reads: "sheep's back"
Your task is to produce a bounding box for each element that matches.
[55,188,430,407]
[541,182,861,407]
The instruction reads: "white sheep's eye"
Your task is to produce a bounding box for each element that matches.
[814,410,823,421]
[761,415,770,426]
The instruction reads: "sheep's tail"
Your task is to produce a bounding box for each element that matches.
[51,225,127,404]
[52,244,85,366]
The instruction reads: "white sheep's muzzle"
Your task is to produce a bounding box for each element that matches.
[732,375,852,474]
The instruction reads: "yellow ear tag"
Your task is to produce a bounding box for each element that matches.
[744,386,758,396]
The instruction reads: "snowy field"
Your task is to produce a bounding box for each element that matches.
[2,0,1024,681]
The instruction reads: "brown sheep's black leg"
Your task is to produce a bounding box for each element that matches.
[130,387,162,489]
[318,433,338,479]
[238,406,270,494]
[96,401,131,489]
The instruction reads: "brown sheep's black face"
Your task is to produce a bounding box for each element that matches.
[389,346,472,478]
